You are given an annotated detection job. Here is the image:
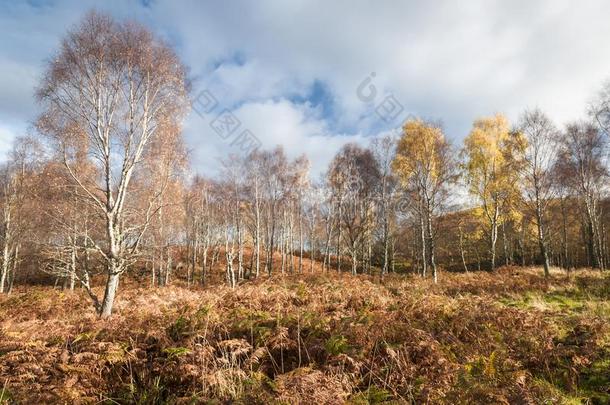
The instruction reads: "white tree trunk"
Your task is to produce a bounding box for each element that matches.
[100,268,120,318]
[0,241,10,294]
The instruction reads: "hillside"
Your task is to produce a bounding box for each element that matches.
[0,267,608,404]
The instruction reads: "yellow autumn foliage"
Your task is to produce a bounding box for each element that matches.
[392,119,448,188]
[463,114,523,217]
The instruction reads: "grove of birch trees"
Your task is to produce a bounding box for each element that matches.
[2,12,610,317]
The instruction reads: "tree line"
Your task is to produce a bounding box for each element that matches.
[1,12,609,317]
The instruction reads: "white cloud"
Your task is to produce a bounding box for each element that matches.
[185,98,366,178]
[1,0,610,176]
[236,99,367,175]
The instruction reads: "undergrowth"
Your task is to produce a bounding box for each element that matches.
[0,267,608,404]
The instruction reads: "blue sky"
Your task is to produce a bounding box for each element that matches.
[1,0,610,176]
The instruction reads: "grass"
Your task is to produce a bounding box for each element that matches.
[0,267,608,404]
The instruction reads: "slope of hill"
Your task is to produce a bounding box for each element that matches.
[0,267,608,404]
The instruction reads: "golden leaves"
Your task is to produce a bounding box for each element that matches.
[463,114,522,212]
[393,118,449,187]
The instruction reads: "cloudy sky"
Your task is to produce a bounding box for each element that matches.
[1,0,609,176]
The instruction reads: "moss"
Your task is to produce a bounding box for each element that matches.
[498,289,609,319]
[543,293,585,312]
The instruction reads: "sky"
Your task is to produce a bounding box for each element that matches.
[1,0,610,178]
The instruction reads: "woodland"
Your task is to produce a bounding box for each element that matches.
[0,11,609,404]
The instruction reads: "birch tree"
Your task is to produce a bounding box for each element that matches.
[555,121,608,269]
[515,109,558,277]
[462,114,520,271]
[36,12,189,317]
[328,144,380,275]
[371,135,398,277]
[393,119,456,282]
[0,165,18,294]
[0,137,40,293]
[590,79,610,136]
[244,152,265,278]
